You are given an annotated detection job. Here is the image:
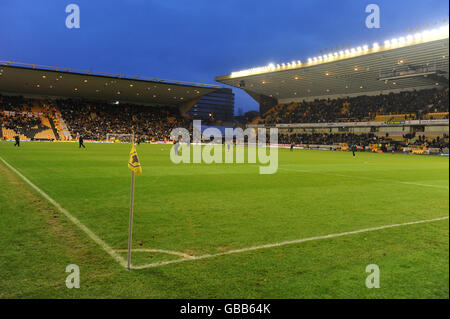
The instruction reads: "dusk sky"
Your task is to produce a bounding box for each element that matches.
[1,0,448,114]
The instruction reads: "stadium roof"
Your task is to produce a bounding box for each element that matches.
[0,61,219,106]
[216,26,449,109]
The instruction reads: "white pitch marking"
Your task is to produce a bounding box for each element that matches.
[132,216,449,269]
[278,166,449,190]
[0,157,128,269]
[398,181,449,189]
[115,248,194,259]
[2,156,447,271]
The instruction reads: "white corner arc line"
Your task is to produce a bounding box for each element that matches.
[115,248,194,259]
[0,157,128,269]
[132,216,449,270]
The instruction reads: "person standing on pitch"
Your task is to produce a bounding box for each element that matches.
[290,141,295,152]
[352,144,356,157]
[14,135,20,147]
[173,135,182,155]
[79,136,86,148]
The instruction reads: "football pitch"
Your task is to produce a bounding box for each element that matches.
[0,141,448,298]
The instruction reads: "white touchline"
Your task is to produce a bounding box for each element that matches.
[278,166,449,190]
[132,216,449,270]
[0,157,128,269]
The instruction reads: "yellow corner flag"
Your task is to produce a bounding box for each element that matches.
[128,144,142,176]
[127,143,141,269]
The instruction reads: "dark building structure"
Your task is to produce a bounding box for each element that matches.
[188,88,234,122]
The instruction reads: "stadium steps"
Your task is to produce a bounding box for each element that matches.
[47,117,60,140]
[53,113,72,140]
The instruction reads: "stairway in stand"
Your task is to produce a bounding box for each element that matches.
[48,117,60,140]
[53,112,73,141]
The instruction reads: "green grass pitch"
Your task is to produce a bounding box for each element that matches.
[0,141,448,298]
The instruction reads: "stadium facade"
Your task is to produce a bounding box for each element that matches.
[188,88,235,122]
[214,24,449,154]
[0,61,221,142]
[0,61,219,109]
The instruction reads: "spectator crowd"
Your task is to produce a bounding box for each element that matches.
[259,88,449,124]
[56,99,188,141]
[1,113,45,137]
[1,88,448,151]
[278,132,449,151]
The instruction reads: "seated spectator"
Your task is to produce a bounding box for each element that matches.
[259,88,449,124]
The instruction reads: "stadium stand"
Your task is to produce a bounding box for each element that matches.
[0,61,220,142]
[279,132,448,150]
[0,94,189,141]
[254,88,449,124]
[1,86,448,151]
[56,99,188,141]
[214,24,449,155]
[0,41,448,153]
[0,95,57,140]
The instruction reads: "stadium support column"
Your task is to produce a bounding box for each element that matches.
[244,90,278,115]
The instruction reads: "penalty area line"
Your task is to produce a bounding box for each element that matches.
[0,156,128,269]
[132,216,449,270]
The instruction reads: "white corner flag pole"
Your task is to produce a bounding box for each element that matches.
[127,170,135,270]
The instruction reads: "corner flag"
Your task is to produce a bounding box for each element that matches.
[128,144,142,175]
[127,143,142,270]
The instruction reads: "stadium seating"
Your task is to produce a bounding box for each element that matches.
[0,96,58,140]
[0,94,188,141]
[0,112,56,140]
[423,112,449,120]
[0,88,448,151]
[279,132,448,150]
[56,99,188,141]
[373,114,417,122]
[256,88,449,124]
[2,128,27,140]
